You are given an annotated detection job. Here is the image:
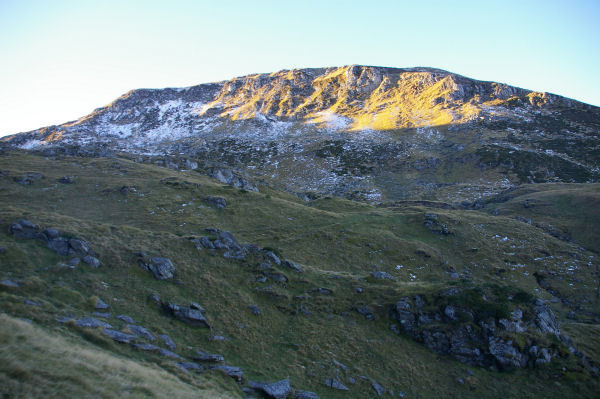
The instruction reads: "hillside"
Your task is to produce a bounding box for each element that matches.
[3,65,599,203]
[1,65,600,398]
[0,150,599,398]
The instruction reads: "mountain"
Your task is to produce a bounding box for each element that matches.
[3,65,600,203]
[1,66,600,398]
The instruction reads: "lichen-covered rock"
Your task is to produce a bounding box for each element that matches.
[213,365,243,382]
[102,329,137,343]
[205,196,227,209]
[140,257,175,280]
[158,334,176,350]
[194,349,224,362]
[75,317,112,329]
[284,260,303,273]
[533,300,560,335]
[390,289,566,370]
[325,378,349,391]
[489,337,528,369]
[294,390,320,399]
[10,219,42,239]
[163,302,210,328]
[126,324,155,341]
[83,255,101,268]
[248,379,291,399]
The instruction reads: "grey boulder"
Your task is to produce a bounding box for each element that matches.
[141,257,175,280]
[248,379,291,399]
[163,302,210,328]
[83,255,101,268]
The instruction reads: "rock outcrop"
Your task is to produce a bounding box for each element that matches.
[390,289,569,370]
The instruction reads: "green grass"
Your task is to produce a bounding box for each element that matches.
[0,150,598,398]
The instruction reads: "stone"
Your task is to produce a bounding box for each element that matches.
[126,324,155,341]
[158,334,176,350]
[68,258,81,266]
[325,378,349,391]
[488,337,527,369]
[189,302,206,312]
[0,279,20,288]
[133,343,160,351]
[164,302,210,328]
[218,231,242,251]
[248,379,291,399]
[355,305,374,320]
[43,228,60,239]
[102,329,137,343]
[194,350,224,362]
[47,237,70,256]
[69,239,90,255]
[371,380,385,396]
[209,168,258,192]
[0,246,5,254]
[205,196,227,209]
[294,390,320,399]
[190,238,203,250]
[444,305,456,320]
[144,257,175,280]
[214,365,243,382]
[149,293,161,303]
[535,347,552,366]
[395,300,411,312]
[75,317,113,329]
[159,348,183,359]
[10,220,42,239]
[120,186,137,195]
[177,362,203,372]
[284,260,303,273]
[264,251,281,266]
[14,176,32,185]
[200,236,215,249]
[83,255,101,268]
[58,176,74,184]
[92,312,111,318]
[333,359,348,371]
[95,298,110,310]
[24,299,40,306]
[249,305,261,315]
[264,272,288,283]
[370,271,394,280]
[424,213,452,235]
[117,314,135,324]
[534,300,560,335]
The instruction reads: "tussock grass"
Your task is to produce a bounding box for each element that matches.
[0,314,241,398]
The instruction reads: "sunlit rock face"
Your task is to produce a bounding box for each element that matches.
[3,65,599,203]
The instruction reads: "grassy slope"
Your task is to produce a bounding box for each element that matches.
[0,151,598,398]
[0,314,241,398]
[482,183,600,254]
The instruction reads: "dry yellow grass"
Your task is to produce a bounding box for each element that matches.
[0,314,241,399]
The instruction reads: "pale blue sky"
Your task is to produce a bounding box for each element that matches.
[1,0,598,136]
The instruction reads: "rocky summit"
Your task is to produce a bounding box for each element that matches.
[0,66,599,398]
[3,65,599,203]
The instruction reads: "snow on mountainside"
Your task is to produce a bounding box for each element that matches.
[3,65,600,203]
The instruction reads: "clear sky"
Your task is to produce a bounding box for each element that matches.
[1,0,599,137]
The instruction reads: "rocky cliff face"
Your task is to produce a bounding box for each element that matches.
[3,65,600,203]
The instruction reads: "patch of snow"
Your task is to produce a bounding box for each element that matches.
[308,110,351,130]
[19,139,45,149]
